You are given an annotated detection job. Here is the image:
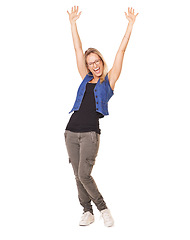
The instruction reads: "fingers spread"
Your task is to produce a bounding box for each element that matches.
[127,7,138,16]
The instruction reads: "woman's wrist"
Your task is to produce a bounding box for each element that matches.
[128,21,134,27]
[70,21,76,26]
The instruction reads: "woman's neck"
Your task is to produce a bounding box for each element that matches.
[89,76,99,83]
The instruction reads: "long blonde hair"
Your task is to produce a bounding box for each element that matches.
[84,48,108,83]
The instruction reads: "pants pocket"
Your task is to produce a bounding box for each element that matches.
[90,131,100,144]
[85,158,95,176]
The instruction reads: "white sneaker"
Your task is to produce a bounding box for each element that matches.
[79,211,94,226]
[101,209,114,227]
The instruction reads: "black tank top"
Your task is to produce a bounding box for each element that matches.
[66,83,103,134]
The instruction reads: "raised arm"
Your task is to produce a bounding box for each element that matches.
[67,6,88,79]
[108,7,139,90]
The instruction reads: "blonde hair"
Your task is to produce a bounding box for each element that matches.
[84,48,108,83]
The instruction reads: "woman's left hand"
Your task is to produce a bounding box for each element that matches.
[125,7,139,24]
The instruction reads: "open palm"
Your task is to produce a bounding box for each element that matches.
[67,6,82,24]
[125,7,139,24]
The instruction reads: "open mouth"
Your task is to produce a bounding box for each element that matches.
[94,67,100,74]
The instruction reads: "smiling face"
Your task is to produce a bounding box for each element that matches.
[86,53,104,78]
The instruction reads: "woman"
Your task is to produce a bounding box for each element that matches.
[65,6,138,227]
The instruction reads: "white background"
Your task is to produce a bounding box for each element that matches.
[0,0,190,239]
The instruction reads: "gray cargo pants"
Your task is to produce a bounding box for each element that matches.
[64,130,107,214]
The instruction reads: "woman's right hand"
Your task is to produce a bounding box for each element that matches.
[67,6,82,24]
